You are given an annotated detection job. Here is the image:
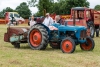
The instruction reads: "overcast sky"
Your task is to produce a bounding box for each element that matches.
[0,0,100,14]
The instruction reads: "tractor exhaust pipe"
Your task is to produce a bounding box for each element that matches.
[73,10,75,26]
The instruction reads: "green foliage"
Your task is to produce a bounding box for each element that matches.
[0,7,14,18]
[0,2,32,19]
[54,0,90,14]
[0,11,4,18]
[94,5,100,10]
[67,0,89,14]
[28,0,89,16]
[15,2,31,19]
[37,0,54,16]
[28,0,54,16]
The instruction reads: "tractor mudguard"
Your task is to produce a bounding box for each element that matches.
[35,23,50,35]
[39,23,50,32]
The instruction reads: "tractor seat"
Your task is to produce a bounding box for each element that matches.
[48,26,58,30]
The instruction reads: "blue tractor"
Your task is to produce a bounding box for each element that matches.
[27,23,95,53]
[4,10,95,53]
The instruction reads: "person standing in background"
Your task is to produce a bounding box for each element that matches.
[30,16,36,27]
[43,13,54,26]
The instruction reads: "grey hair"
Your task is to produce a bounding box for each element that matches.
[55,15,60,19]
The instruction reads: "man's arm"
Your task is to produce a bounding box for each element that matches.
[50,17,54,25]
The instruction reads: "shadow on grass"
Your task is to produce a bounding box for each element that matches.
[6,44,93,54]
[6,45,86,54]
[6,44,30,50]
[75,48,95,54]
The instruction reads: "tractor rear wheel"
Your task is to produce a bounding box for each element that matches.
[50,42,60,49]
[28,24,49,50]
[80,36,95,51]
[11,42,20,48]
[61,37,76,53]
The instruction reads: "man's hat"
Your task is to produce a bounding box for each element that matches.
[46,13,49,16]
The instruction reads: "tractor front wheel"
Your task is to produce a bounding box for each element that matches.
[80,36,95,51]
[61,37,76,53]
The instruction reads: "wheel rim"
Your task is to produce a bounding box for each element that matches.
[62,40,73,53]
[90,26,94,36]
[81,38,92,50]
[30,29,42,47]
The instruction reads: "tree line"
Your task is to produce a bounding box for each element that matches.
[29,0,90,16]
[0,2,31,19]
[0,0,100,19]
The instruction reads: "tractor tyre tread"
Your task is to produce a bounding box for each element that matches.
[28,24,49,50]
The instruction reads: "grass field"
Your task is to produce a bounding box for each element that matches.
[0,24,100,67]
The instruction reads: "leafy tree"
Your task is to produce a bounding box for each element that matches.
[28,0,54,16]
[54,0,90,14]
[0,11,4,18]
[94,5,100,10]
[15,2,31,19]
[66,0,89,14]
[28,0,90,16]
[37,0,54,16]
[0,7,14,18]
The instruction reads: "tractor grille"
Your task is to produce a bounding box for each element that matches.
[80,30,87,39]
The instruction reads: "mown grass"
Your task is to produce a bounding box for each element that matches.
[0,24,100,67]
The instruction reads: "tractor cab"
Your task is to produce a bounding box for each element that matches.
[71,7,93,22]
[66,7,93,27]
